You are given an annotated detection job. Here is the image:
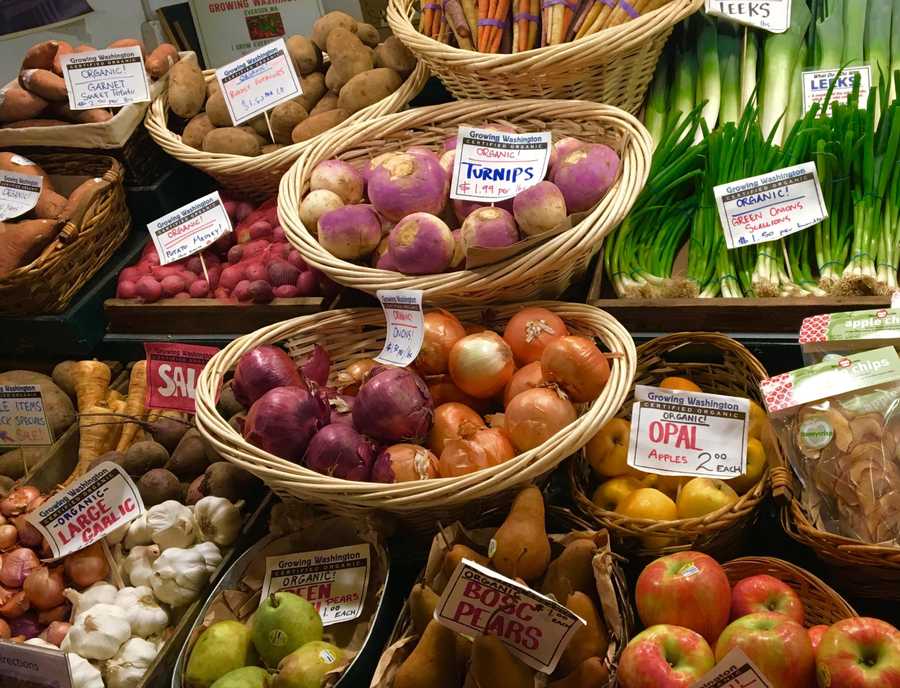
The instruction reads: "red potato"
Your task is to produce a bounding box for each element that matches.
[119,266,143,283]
[236,220,272,243]
[296,271,318,295]
[233,280,252,301]
[226,244,243,263]
[146,43,179,79]
[19,69,68,101]
[219,265,245,290]
[241,239,269,259]
[248,280,273,303]
[117,280,137,298]
[173,291,191,300]
[51,41,73,76]
[150,265,183,280]
[234,201,254,223]
[189,279,210,298]
[272,226,285,242]
[0,85,48,123]
[135,276,162,302]
[22,41,59,70]
[244,261,268,282]
[270,242,290,259]
[206,265,221,289]
[213,287,230,301]
[268,260,300,286]
[273,285,299,298]
[287,250,307,270]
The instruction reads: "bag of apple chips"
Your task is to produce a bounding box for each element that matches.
[799,308,900,365]
[760,347,900,545]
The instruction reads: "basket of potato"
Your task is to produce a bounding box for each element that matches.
[145,11,429,201]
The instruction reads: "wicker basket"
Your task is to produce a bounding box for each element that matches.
[280,99,651,304]
[144,61,429,201]
[195,302,636,535]
[721,557,857,624]
[570,333,774,561]
[387,0,702,114]
[0,154,130,315]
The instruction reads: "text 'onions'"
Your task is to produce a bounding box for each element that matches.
[449,331,515,399]
[505,387,577,452]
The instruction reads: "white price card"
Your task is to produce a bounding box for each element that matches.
[435,558,584,673]
[892,292,900,309]
[0,384,52,446]
[0,640,73,688]
[802,66,871,115]
[695,648,774,688]
[216,38,302,125]
[26,462,144,559]
[705,0,791,33]
[0,171,42,221]
[449,126,552,202]
[60,46,150,110]
[626,385,749,479]
[374,289,425,367]
[715,162,827,249]
[147,191,233,265]
[260,544,371,626]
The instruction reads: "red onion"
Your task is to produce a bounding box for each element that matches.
[0,486,40,517]
[0,590,29,618]
[12,515,42,548]
[233,345,303,406]
[304,425,376,481]
[8,611,40,638]
[352,367,433,443]
[244,386,329,462]
[37,603,70,625]
[39,620,70,647]
[318,387,355,425]
[0,548,39,588]
[301,345,331,387]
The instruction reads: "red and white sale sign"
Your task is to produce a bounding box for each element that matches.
[145,342,220,413]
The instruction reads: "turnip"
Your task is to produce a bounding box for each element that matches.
[449,228,464,269]
[310,159,365,204]
[296,271,318,296]
[408,145,436,158]
[233,280,252,302]
[248,280,274,303]
[117,280,137,299]
[273,285,300,298]
[550,137,584,175]
[219,265,245,290]
[388,213,454,275]
[189,279,210,298]
[443,136,457,151]
[317,204,381,260]
[244,261,268,283]
[268,259,301,286]
[552,143,620,213]
[368,152,447,221]
[299,189,344,232]
[364,152,396,182]
[460,207,519,250]
[452,197,513,224]
[439,149,455,177]
[512,181,567,236]
[135,276,162,303]
[160,274,187,297]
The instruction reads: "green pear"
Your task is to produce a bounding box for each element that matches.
[273,642,345,688]
[186,621,256,688]
[210,666,272,688]
[252,592,324,668]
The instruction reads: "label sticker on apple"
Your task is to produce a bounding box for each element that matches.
[626,385,750,479]
[681,564,700,578]
[695,647,774,688]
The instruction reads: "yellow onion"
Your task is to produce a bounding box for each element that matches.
[541,335,610,403]
[505,387,577,452]
[439,428,516,477]
[503,361,546,407]
[428,402,486,455]
[502,307,568,365]
[449,332,515,399]
[415,310,467,376]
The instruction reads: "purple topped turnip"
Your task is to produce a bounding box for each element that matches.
[513,181,567,236]
[460,207,519,250]
[299,189,344,232]
[318,204,382,260]
[550,137,584,175]
[388,213,454,274]
[449,228,464,269]
[552,143,620,213]
[310,159,365,204]
[368,152,447,221]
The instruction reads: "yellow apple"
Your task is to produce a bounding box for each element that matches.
[658,376,703,393]
[586,418,640,478]
[748,400,770,441]
[676,478,739,518]
[617,488,678,549]
[592,476,646,511]
[728,437,767,494]
[647,474,689,499]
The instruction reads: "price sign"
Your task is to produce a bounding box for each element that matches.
[215,38,302,125]
[626,385,749,479]
[60,46,150,110]
[0,384,52,446]
[892,292,900,309]
[449,126,552,202]
[802,66,871,114]
[435,559,584,673]
[374,290,424,367]
[0,641,73,688]
[705,0,791,33]
[260,544,371,626]
[715,162,828,249]
[26,462,144,559]
[147,191,233,266]
[695,648,774,688]
[0,171,42,221]
[145,342,220,413]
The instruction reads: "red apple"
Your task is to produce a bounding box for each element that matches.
[809,625,829,654]
[715,612,815,688]
[636,551,731,643]
[618,624,715,688]
[731,574,805,624]
[816,617,900,687]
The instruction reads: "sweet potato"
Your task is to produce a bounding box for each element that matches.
[0,152,55,192]
[338,67,402,113]
[202,127,261,156]
[51,41,73,76]
[311,11,358,50]
[19,69,68,102]
[374,36,417,76]
[269,101,307,144]
[75,44,97,53]
[0,85,47,123]
[291,108,349,143]
[34,190,67,220]
[22,41,59,70]
[168,60,206,118]
[310,93,339,116]
[57,177,106,223]
[46,102,112,124]
[285,35,321,76]
[296,73,326,112]
[205,90,232,127]
[182,113,214,149]
[0,119,68,129]
[146,43,179,79]
[0,218,62,275]
[107,39,145,56]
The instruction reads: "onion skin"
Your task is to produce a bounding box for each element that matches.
[371,444,439,482]
[505,387,577,452]
[0,524,17,551]
[439,428,516,477]
[388,213,454,275]
[233,345,303,407]
[541,335,610,403]
[0,547,39,588]
[304,424,376,481]
[23,566,64,610]
[318,387,355,425]
[0,486,40,517]
[0,618,9,639]
[512,181,567,236]
[12,515,42,548]
[352,367,433,444]
[428,402,486,456]
[448,332,515,399]
[244,385,330,462]
[300,344,331,386]
[318,204,382,260]
[0,590,30,618]
[415,310,467,376]
[37,603,70,625]
[63,542,109,589]
[368,152,447,221]
[460,207,519,250]
[552,143,620,213]
[426,376,494,414]
[504,361,546,407]
[336,359,377,395]
[502,307,569,365]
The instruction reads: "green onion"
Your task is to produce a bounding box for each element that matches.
[866,0,893,121]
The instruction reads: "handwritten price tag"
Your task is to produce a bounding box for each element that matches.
[60,46,150,110]
[26,462,144,559]
[0,641,72,688]
[695,648,774,688]
[626,385,749,479]
[0,384,52,446]
[705,0,791,33]
[0,171,42,221]
[216,38,302,125]
[260,544,371,626]
[374,289,424,367]
[147,191,233,266]
[145,342,220,413]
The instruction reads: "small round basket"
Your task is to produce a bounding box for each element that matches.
[279,98,651,304]
[570,332,773,561]
[195,302,636,536]
[387,0,703,115]
[144,61,428,201]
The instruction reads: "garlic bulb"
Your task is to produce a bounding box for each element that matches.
[26,639,104,688]
[106,520,130,546]
[114,586,169,638]
[124,514,152,549]
[122,545,160,588]
[65,581,119,617]
[146,501,195,550]
[149,547,210,606]
[63,604,131,660]
[105,637,158,688]
[190,541,222,575]
[193,497,242,547]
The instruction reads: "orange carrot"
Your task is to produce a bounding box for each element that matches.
[489,0,511,52]
[115,360,147,452]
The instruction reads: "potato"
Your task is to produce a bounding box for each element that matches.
[325,39,374,92]
[19,69,68,102]
[247,115,270,140]
[0,85,47,123]
[0,446,45,480]
[205,90,232,126]
[261,143,284,154]
[206,79,220,98]
[374,36,417,76]
[182,113,214,149]
[0,371,75,439]
[339,67,403,113]
[22,41,60,71]
[203,127,261,156]
[291,108,349,143]
[239,126,268,146]
[146,43,179,79]
[286,35,321,76]
[312,11,357,50]
[356,23,381,48]
[269,101,307,144]
[51,360,78,399]
[168,60,206,118]
[310,92,339,116]
[326,27,366,60]
[296,72,326,112]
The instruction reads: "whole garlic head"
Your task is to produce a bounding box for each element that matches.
[105,637,158,688]
[63,603,131,660]
[124,514,153,549]
[26,639,104,688]
[193,497,242,547]
[122,545,160,588]
[146,501,195,551]
[190,541,222,575]
[115,586,169,638]
[149,547,210,606]
[64,581,119,617]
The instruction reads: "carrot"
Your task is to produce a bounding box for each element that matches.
[115,360,147,452]
[489,0,511,52]
[69,403,113,485]
[72,360,111,414]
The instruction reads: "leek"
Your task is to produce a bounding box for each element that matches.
[865,0,892,120]
[740,30,758,112]
[668,49,697,134]
[816,0,844,68]
[696,18,721,143]
[891,0,900,102]
[718,24,741,126]
[645,58,669,150]
[842,0,867,65]
[785,43,809,135]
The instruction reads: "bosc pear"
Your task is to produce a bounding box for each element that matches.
[408,584,439,636]
[464,635,533,688]
[541,538,596,601]
[394,620,459,688]
[556,592,610,675]
[490,486,551,582]
[548,657,610,687]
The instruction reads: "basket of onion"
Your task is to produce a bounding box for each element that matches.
[195,302,636,534]
[279,99,651,304]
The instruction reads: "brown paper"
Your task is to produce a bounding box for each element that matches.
[464,214,577,270]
